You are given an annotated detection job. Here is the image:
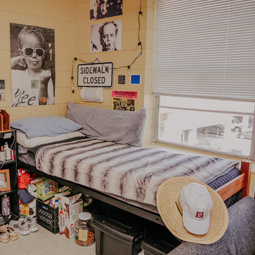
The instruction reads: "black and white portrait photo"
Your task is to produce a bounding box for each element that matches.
[90,0,123,20]
[10,23,55,107]
[91,20,122,53]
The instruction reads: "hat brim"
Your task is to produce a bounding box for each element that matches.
[156,176,229,244]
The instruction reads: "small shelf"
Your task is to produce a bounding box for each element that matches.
[0,159,16,165]
[0,129,18,220]
[0,130,13,139]
[0,189,18,197]
[2,212,19,225]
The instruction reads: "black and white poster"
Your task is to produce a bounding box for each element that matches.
[91,20,122,53]
[90,0,123,20]
[10,23,55,107]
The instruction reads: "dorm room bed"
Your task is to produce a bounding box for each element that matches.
[13,102,250,226]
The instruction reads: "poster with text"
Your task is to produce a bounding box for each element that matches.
[91,20,122,53]
[90,0,123,20]
[112,90,137,111]
[10,23,55,107]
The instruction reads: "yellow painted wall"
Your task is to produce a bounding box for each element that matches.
[0,0,75,121]
[0,0,155,146]
[0,0,254,195]
[72,0,155,146]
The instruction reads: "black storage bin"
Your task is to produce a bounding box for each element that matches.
[36,199,59,234]
[141,224,181,255]
[92,210,145,255]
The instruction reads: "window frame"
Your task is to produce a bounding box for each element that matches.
[153,94,255,160]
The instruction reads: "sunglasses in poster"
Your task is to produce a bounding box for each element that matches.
[21,48,45,57]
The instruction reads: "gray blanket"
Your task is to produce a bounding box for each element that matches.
[35,138,239,207]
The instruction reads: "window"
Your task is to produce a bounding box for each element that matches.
[155,96,254,158]
[154,1,255,159]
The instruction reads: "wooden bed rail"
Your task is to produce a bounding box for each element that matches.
[216,161,251,201]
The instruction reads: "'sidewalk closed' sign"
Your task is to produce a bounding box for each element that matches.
[77,62,113,88]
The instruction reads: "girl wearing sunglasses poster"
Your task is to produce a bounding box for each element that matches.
[10,23,55,107]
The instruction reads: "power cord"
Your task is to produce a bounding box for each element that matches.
[71,0,143,92]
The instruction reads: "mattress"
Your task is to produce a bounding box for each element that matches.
[17,137,241,211]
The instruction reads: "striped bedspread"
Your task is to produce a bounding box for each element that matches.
[35,138,239,207]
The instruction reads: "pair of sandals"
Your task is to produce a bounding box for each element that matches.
[0,224,18,243]
[9,216,39,236]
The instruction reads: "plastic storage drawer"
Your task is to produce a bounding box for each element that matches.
[141,224,181,255]
[92,210,145,255]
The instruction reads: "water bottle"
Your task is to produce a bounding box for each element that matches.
[1,194,10,216]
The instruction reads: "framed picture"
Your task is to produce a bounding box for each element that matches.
[0,169,11,192]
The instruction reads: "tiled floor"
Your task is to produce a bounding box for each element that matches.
[1,225,96,255]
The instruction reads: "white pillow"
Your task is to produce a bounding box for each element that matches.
[16,131,85,149]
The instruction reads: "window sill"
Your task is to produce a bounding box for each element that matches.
[147,141,247,162]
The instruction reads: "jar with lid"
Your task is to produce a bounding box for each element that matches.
[74,212,95,247]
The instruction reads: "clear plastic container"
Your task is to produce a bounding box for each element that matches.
[74,212,95,247]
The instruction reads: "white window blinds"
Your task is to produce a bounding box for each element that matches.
[154,0,255,102]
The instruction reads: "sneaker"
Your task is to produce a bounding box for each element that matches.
[26,216,39,232]
[1,225,18,241]
[9,218,30,236]
[0,228,9,243]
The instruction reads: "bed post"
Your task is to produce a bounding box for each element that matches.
[216,161,251,201]
[240,161,251,198]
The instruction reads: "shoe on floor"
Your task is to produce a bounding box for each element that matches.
[1,225,18,241]
[26,216,39,232]
[0,227,10,243]
[9,218,30,236]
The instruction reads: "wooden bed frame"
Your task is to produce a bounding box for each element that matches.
[18,160,251,226]
[216,161,250,200]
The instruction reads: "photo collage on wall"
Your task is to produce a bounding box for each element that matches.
[90,0,123,53]
[112,90,137,111]
[10,23,55,107]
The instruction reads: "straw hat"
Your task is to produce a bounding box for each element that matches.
[157,176,229,244]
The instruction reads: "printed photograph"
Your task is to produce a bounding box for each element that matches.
[0,169,10,192]
[0,80,5,89]
[90,0,123,20]
[112,90,137,111]
[10,23,55,107]
[91,20,122,53]
[113,98,135,111]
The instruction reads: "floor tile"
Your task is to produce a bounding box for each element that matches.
[2,226,96,255]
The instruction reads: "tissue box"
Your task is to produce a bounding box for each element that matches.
[31,178,58,201]
[57,191,83,239]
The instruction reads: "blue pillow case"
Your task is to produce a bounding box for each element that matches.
[11,116,82,138]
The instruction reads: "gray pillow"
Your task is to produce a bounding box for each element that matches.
[11,116,83,138]
[66,102,147,147]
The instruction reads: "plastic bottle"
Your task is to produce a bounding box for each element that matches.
[74,212,95,247]
[4,142,10,160]
[0,146,5,161]
[1,195,10,216]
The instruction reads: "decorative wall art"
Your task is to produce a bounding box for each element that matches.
[90,0,123,20]
[10,23,55,107]
[91,20,122,53]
